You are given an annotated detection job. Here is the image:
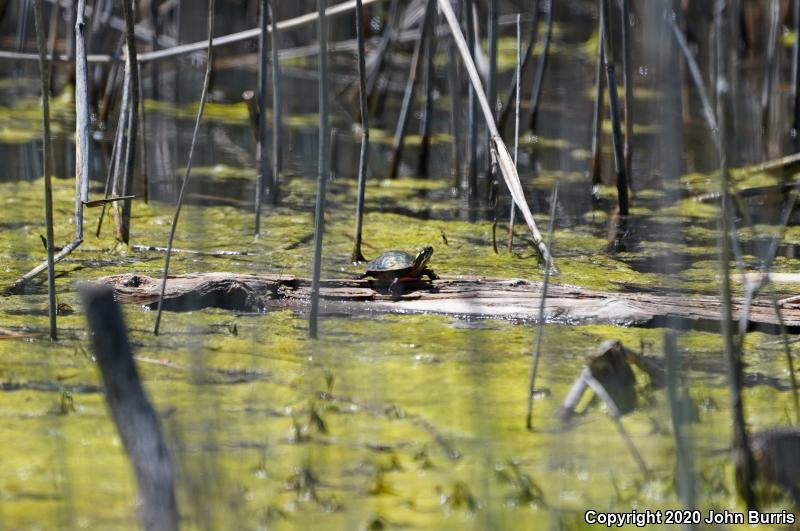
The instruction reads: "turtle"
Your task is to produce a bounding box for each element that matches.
[359,246,439,297]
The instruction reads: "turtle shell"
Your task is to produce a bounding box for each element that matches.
[366,251,415,273]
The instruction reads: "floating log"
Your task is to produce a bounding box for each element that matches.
[95,273,800,332]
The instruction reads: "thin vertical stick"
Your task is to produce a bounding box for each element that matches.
[792,0,800,151]
[254,0,273,235]
[117,0,139,244]
[486,0,498,161]
[447,28,461,190]
[387,0,434,181]
[351,0,370,263]
[366,0,399,105]
[74,0,89,240]
[417,18,435,177]
[268,0,282,206]
[309,0,330,340]
[621,0,633,182]
[487,0,500,248]
[601,0,629,216]
[527,0,553,132]
[665,331,697,520]
[668,12,718,143]
[590,17,605,195]
[98,69,129,238]
[508,14,521,252]
[525,185,558,429]
[138,71,149,204]
[153,0,216,336]
[761,0,780,157]
[33,0,57,341]
[497,0,540,132]
[715,0,757,510]
[465,0,478,196]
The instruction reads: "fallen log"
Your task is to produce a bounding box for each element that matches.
[93,273,800,333]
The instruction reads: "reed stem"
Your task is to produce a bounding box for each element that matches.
[715,0,757,509]
[309,0,330,340]
[154,0,216,335]
[33,0,57,341]
[74,0,89,240]
[117,0,139,244]
[527,0,553,132]
[351,0,370,263]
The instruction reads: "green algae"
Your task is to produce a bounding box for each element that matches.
[0,109,799,529]
[2,297,797,529]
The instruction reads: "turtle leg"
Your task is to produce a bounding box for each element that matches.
[389,277,404,300]
[422,268,439,281]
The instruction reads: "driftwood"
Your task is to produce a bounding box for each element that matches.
[95,272,800,332]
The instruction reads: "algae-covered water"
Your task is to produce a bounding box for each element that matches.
[1,170,799,530]
[3,1,800,529]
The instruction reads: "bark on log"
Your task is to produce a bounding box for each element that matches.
[93,273,800,333]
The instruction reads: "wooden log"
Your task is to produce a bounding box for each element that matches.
[94,273,800,332]
[79,284,178,531]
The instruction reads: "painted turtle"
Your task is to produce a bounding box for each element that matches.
[359,245,439,296]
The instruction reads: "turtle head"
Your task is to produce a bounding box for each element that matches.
[413,246,434,269]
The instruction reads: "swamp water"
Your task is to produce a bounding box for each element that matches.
[1,3,800,530]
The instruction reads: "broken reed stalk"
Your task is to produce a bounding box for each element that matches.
[269,0,282,205]
[715,0,757,509]
[4,239,83,296]
[600,0,629,216]
[464,0,478,196]
[487,0,500,252]
[153,0,215,336]
[309,0,330,340]
[621,0,633,181]
[254,0,273,235]
[507,14,521,252]
[364,0,399,104]
[793,0,800,150]
[761,0,780,157]
[97,84,128,237]
[79,284,179,531]
[437,0,555,269]
[497,0,539,132]
[99,35,124,124]
[74,0,89,240]
[668,12,718,143]
[487,0,498,122]
[525,185,558,430]
[590,16,605,195]
[351,0,370,264]
[101,53,131,237]
[664,331,697,515]
[33,0,57,341]
[117,0,139,244]
[417,20,435,177]
[486,0,498,180]
[446,25,461,190]
[137,72,149,203]
[387,0,434,180]
[527,0,553,132]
